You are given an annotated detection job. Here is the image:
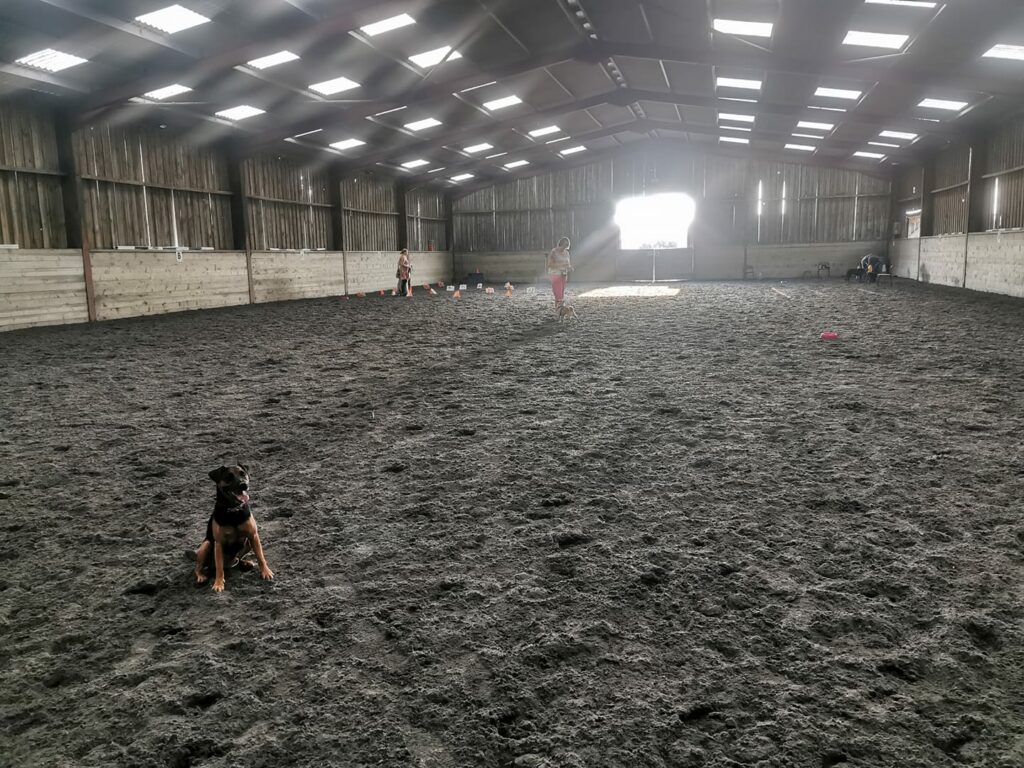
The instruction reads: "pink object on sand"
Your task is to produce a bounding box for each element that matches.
[820,331,840,341]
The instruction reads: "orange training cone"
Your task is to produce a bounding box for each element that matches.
[380,289,385,297]
[356,292,366,298]
[453,289,461,300]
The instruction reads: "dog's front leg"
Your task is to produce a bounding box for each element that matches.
[212,541,226,592]
[194,540,211,583]
[250,527,274,581]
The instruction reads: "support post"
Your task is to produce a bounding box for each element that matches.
[225,144,254,303]
[396,180,409,251]
[444,190,455,254]
[328,164,345,252]
[54,111,96,322]
[966,136,988,235]
[920,163,935,238]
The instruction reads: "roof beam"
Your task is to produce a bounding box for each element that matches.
[0,63,89,96]
[32,0,202,58]
[241,41,593,151]
[76,0,406,117]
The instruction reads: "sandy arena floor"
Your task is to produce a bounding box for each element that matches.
[1,279,1023,768]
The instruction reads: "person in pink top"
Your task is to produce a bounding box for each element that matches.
[546,237,573,312]
[396,248,412,296]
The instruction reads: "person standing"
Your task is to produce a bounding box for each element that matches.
[546,237,572,311]
[396,248,412,296]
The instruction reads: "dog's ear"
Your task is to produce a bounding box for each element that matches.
[208,466,228,483]
[237,463,249,475]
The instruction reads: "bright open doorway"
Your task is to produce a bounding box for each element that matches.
[614,192,696,250]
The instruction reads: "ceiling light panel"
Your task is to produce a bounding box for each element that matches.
[330,138,366,150]
[713,19,774,37]
[880,130,918,139]
[464,143,493,153]
[16,48,87,72]
[529,125,561,137]
[409,46,462,68]
[815,87,862,100]
[216,105,265,121]
[719,113,756,123]
[797,120,834,131]
[919,98,969,110]
[717,77,763,90]
[484,96,522,111]
[144,83,191,100]
[560,146,587,155]
[361,14,416,36]
[451,174,474,182]
[843,30,909,49]
[402,159,430,169]
[854,151,886,159]
[309,76,360,95]
[405,117,442,131]
[720,136,749,144]
[984,44,1024,61]
[865,0,936,7]
[247,51,299,70]
[135,5,210,34]
[869,141,900,148]
[786,144,815,151]
[505,160,530,168]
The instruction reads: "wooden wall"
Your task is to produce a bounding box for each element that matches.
[74,123,232,249]
[90,250,250,321]
[341,171,401,252]
[453,145,892,253]
[0,249,86,330]
[0,103,66,248]
[407,186,448,251]
[250,250,346,303]
[243,154,331,250]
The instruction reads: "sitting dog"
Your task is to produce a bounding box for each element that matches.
[557,303,579,323]
[194,464,273,592]
[845,267,865,282]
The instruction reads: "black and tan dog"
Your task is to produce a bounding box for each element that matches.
[194,465,273,592]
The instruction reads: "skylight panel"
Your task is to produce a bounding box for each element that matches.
[869,141,900,148]
[144,83,191,100]
[451,174,475,182]
[529,126,561,137]
[843,30,909,49]
[485,152,508,159]
[330,138,365,150]
[720,97,758,103]
[428,167,446,173]
[505,160,530,169]
[865,0,936,7]
[719,113,756,123]
[792,133,822,139]
[717,77,762,90]
[16,49,87,72]
[722,126,752,132]
[247,51,299,70]
[560,146,587,155]
[405,117,442,131]
[216,105,264,121]
[546,137,571,144]
[361,14,416,36]
[464,143,493,154]
[135,5,210,34]
[808,105,847,112]
[459,81,497,93]
[880,130,918,139]
[720,136,749,144]
[401,159,430,169]
[854,151,886,159]
[484,96,522,111]
[797,120,834,131]
[918,98,968,110]
[409,46,462,68]
[310,77,360,96]
[786,144,815,152]
[984,44,1024,61]
[815,87,862,100]
[713,19,774,37]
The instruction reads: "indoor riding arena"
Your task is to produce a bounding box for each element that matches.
[3,2,1024,767]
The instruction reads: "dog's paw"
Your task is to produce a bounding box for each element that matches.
[195,572,208,584]
[211,579,225,593]
[260,567,274,581]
